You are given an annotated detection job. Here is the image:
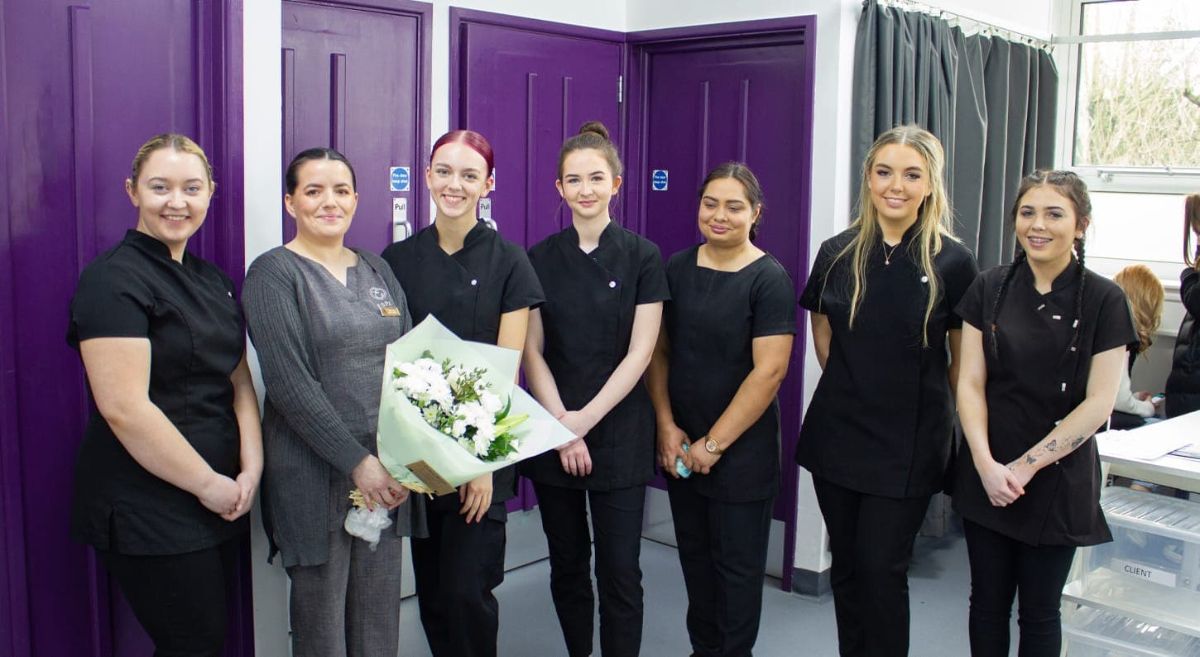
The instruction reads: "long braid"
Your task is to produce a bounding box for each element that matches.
[1069,237,1088,356]
[989,249,1026,361]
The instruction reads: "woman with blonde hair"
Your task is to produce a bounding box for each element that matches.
[1165,194,1200,418]
[1110,264,1164,427]
[797,124,978,656]
[68,133,262,656]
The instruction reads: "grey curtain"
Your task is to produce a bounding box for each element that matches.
[850,0,1058,268]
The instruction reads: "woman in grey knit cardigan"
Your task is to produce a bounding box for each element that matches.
[243,147,424,657]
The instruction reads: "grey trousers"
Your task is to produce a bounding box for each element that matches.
[286,528,405,657]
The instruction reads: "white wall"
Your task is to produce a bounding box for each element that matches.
[243,3,283,655]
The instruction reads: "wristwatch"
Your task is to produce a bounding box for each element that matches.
[703,436,724,455]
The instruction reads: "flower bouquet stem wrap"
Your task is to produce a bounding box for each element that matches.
[376,316,575,495]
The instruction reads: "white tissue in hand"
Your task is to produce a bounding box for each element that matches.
[343,506,393,550]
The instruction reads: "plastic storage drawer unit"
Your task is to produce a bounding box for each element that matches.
[1072,488,1200,636]
[1063,605,1200,656]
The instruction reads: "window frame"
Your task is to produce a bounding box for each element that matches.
[1052,0,1199,293]
[1055,0,1200,196]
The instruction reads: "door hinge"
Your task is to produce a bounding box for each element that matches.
[617,75,623,104]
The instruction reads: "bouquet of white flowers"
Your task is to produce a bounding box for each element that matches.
[374,315,574,495]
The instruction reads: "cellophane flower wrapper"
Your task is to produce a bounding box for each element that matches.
[343,505,392,550]
[375,316,575,494]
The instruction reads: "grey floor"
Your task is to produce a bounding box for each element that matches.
[398,531,1004,656]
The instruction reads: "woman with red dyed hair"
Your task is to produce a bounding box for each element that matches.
[382,130,544,657]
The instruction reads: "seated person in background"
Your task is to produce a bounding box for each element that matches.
[1110,264,1165,429]
[1165,193,1200,418]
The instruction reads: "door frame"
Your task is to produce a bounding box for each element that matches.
[626,16,818,593]
[0,0,27,651]
[282,0,433,232]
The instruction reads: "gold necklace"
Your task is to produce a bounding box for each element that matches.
[883,241,902,265]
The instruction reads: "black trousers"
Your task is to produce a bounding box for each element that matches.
[99,539,238,657]
[963,519,1076,657]
[666,476,773,657]
[411,493,507,657]
[533,481,646,657]
[812,477,931,657]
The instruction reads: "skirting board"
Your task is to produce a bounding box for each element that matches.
[791,567,832,599]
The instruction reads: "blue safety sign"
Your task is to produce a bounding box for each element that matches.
[651,169,668,192]
[389,166,410,192]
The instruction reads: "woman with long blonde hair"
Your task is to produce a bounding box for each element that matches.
[797,125,978,656]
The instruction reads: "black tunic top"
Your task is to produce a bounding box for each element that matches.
[664,246,797,503]
[382,221,544,508]
[953,262,1136,547]
[521,223,670,490]
[67,230,246,555]
[796,226,978,499]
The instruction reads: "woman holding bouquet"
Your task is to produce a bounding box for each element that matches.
[382,129,544,657]
[67,133,261,656]
[797,126,977,657]
[243,147,421,657]
[647,162,795,657]
[522,121,670,657]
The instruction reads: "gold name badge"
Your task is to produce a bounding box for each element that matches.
[380,305,402,317]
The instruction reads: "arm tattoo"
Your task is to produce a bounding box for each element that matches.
[1025,454,1037,465]
[1070,435,1087,449]
[1045,438,1059,452]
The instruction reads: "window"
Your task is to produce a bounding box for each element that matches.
[1072,1,1200,169]
[1058,0,1200,276]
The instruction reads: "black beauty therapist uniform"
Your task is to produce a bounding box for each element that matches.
[68,229,245,653]
[69,229,246,554]
[953,262,1136,547]
[382,220,543,657]
[796,224,977,657]
[522,223,669,657]
[663,245,795,657]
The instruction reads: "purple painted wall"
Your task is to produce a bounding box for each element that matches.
[0,1,246,655]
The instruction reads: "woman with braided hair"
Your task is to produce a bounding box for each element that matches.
[953,170,1137,657]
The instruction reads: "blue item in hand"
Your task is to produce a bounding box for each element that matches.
[676,441,692,478]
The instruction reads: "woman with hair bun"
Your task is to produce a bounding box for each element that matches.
[522,121,669,657]
[647,161,795,657]
[797,125,978,657]
[383,129,544,657]
[954,170,1136,656]
[1165,193,1200,418]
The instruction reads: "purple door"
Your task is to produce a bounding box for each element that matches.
[627,19,816,590]
[282,0,431,254]
[0,1,246,656]
[451,8,625,511]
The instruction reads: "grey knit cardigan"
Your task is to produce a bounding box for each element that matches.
[243,247,426,567]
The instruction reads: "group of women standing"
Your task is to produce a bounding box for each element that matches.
[67,124,792,657]
[67,121,1158,657]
